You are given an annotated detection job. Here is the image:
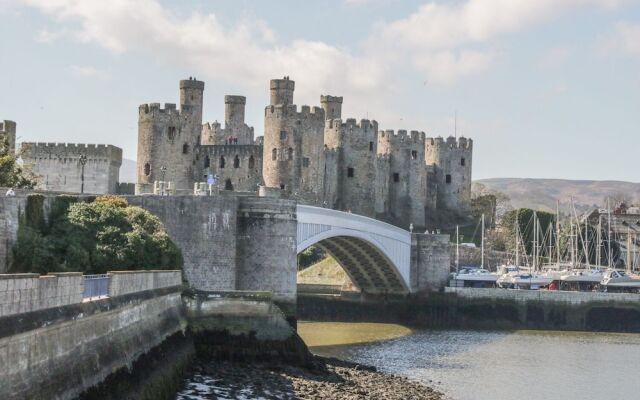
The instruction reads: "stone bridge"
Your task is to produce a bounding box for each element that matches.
[0,194,450,316]
[297,205,411,294]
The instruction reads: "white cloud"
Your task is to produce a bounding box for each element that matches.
[68,65,111,79]
[598,21,640,57]
[15,0,631,117]
[373,0,626,82]
[18,0,388,108]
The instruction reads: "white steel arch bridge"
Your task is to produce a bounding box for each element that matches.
[296,205,412,294]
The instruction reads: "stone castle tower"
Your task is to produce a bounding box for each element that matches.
[137,78,204,193]
[0,120,16,153]
[262,77,325,204]
[425,136,473,212]
[135,76,473,229]
[378,130,427,227]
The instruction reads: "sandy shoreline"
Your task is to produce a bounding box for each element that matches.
[177,356,445,400]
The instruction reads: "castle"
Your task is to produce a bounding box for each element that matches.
[136,77,473,229]
[0,119,123,194]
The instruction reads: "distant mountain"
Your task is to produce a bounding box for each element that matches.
[119,158,137,183]
[475,178,640,213]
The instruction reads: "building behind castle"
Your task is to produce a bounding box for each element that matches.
[136,77,473,229]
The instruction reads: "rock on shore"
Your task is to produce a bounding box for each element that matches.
[177,356,444,400]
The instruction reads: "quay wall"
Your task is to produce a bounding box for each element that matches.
[298,288,640,333]
[0,271,186,400]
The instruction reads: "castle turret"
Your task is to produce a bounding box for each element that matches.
[321,95,343,120]
[0,120,16,153]
[263,77,325,203]
[136,79,204,194]
[425,136,473,212]
[378,129,427,229]
[270,77,295,106]
[225,95,246,129]
[324,118,378,217]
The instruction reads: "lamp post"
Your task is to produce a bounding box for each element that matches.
[160,165,167,182]
[79,154,87,194]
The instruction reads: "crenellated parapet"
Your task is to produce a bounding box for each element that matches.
[21,142,123,166]
[264,104,325,122]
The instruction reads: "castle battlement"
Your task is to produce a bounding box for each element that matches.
[320,95,343,104]
[198,144,263,156]
[326,118,378,131]
[21,142,123,165]
[265,104,324,119]
[138,103,181,116]
[379,129,426,143]
[426,136,473,150]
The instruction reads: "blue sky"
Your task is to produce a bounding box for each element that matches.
[0,0,638,181]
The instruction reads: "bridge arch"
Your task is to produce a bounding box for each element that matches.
[296,206,412,294]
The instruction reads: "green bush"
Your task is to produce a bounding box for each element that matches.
[11,196,183,274]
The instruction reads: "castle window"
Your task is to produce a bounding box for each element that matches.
[369,142,374,152]
[287,148,293,161]
[224,179,233,191]
[280,131,287,141]
[272,148,277,161]
[219,156,226,168]
[411,150,417,160]
[182,143,189,154]
[303,157,310,168]
[446,174,452,184]
[204,155,210,168]
[393,173,399,183]
[280,184,285,190]
[249,155,255,169]
[168,126,176,141]
[144,163,151,176]
[347,167,354,178]
[233,155,240,168]
[461,158,466,166]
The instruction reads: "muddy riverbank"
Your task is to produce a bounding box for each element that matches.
[176,356,444,400]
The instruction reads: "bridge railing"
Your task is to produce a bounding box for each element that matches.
[82,274,110,300]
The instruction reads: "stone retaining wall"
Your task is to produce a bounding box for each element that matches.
[0,272,83,317]
[109,270,182,297]
[444,287,640,305]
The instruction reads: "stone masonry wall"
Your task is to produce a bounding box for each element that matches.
[108,270,182,297]
[0,273,83,317]
[0,288,184,400]
[126,195,239,291]
[21,143,122,194]
[410,233,451,292]
[195,144,263,192]
[236,197,298,309]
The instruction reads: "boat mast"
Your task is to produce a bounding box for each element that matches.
[456,225,460,274]
[628,226,632,274]
[608,198,612,269]
[556,200,561,269]
[533,211,538,272]
[585,220,590,269]
[570,223,575,269]
[481,214,485,269]
[515,210,520,267]
[597,215,602,267]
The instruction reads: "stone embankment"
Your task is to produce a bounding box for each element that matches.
[177,357,444,400]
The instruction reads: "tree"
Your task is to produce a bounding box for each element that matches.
[11,195,183,274]
[0,138,37,188]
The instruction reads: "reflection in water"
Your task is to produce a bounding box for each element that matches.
[301,322,640,400]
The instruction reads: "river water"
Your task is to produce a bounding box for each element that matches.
[298,322,640,400]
